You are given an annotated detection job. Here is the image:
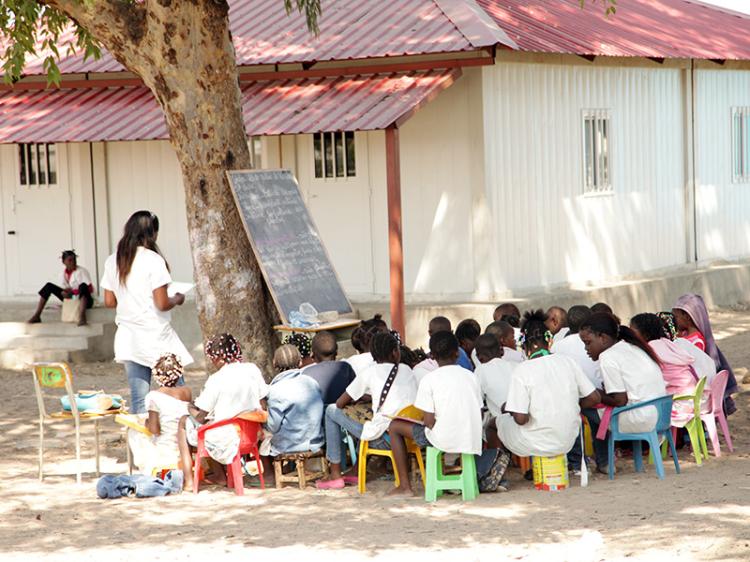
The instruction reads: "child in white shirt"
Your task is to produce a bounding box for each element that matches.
[178,333,267,491]
[475,334,515,420]
[498,310,600,459]
[388,331,493,496]
[128,353,191,477]
[484,320,525,364]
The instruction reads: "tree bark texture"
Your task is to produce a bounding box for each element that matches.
[44,0,278,373]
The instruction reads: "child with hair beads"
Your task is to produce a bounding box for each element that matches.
[178,334,267,491]
[128,353,191,476]
[672,293,738,413]
[498,310,600,462]
[283,332,314,367]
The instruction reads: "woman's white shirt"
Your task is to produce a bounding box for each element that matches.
[101,247,193,368]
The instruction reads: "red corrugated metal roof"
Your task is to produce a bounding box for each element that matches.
[17,0,503,76]
[477,0,750,60]
[0,69,459,142]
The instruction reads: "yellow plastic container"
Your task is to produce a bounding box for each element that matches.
[532,454,569,491]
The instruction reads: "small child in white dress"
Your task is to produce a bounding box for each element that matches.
[128,353,191,476]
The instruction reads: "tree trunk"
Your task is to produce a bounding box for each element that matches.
[47,0,278,373]
[139,1,278,373]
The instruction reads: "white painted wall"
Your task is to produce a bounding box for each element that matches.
[694,68,750,261]
[104,140,194,284]
[482,59,688,293]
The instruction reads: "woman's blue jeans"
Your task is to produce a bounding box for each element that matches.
[124,361,152,414]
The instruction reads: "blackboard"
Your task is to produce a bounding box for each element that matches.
[227,169,353,324]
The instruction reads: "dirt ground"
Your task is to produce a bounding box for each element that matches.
[2,310,750,561]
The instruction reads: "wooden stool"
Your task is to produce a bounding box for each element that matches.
[273,450,329,489]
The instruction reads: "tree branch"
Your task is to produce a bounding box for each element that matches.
[40,0,148,74]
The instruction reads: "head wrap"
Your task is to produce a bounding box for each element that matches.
[205,333,243,364]
[673,293,737,395]
[152,353,183,387]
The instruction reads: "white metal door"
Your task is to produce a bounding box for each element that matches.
[8,143,73,295]
[297,132,374,295]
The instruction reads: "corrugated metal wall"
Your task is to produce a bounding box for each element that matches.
[695,69,750,262]
[104,141,194,284]
[482,61,688,293]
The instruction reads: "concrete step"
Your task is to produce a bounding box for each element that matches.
[0,319,116,370]
[1,334,90,351]
[0,348,73,370]
[0,322,104,338]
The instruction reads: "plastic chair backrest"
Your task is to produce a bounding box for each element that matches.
[654,395,676,433]
[31,362,77,419]
[707,370,729,414]
[396,405,424,422]
[689,376,708,414]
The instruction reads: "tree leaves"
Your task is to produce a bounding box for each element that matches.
[580,0,617,17]
[0,0,100,86]
[283,0,321,34]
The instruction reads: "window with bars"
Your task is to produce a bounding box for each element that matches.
[313,131,356,179]
[732,107,750,183]
[582,111,612,194]
[249,136,262,169]
[19,143,58,187]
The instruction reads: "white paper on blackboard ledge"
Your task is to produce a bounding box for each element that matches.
[167,282,195,298]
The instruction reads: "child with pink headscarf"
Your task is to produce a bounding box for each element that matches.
[672,294,737,414]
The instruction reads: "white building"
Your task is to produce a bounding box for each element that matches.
[2,0,750,342]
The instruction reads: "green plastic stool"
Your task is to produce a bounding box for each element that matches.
[424,446,479,502]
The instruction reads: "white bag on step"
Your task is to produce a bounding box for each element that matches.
[61,297,79,323]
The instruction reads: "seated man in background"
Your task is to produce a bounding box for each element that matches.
[301,331,356,405]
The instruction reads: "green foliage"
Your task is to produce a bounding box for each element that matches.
[0,0,320,87]
[580,0,617,17]
[0,0,99,86]
[284,0,321,34]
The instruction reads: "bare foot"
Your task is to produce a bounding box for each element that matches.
[204,473,227,487]
[28,316,41,324]
[386,486,414,497]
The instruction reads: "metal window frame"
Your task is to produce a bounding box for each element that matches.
[18,142,58,189]
[731,107,750,184]
[313,131,357,180]
[582,109,613,196]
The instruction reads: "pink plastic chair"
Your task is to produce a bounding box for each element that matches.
[700,370,734,457]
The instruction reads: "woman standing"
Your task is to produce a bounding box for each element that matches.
[101,211,192,413]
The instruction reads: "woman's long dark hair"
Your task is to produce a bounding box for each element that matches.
[116,211,167,285]
[581,312,661,365]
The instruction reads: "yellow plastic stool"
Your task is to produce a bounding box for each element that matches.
[357,405,426,494]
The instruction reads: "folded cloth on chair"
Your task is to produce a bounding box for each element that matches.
[61,391,122,414]
[96,470,183,499]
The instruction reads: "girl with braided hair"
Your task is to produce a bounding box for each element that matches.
[127,353,191,477]
[579,312,666,436]
[317,331,417,490]
[497,310,600,467]
[345,314,388,377]
[178,333,268,491]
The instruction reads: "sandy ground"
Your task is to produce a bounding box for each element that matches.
[3,310,750,561]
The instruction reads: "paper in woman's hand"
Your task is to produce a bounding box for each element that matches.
[167,282,195,298]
